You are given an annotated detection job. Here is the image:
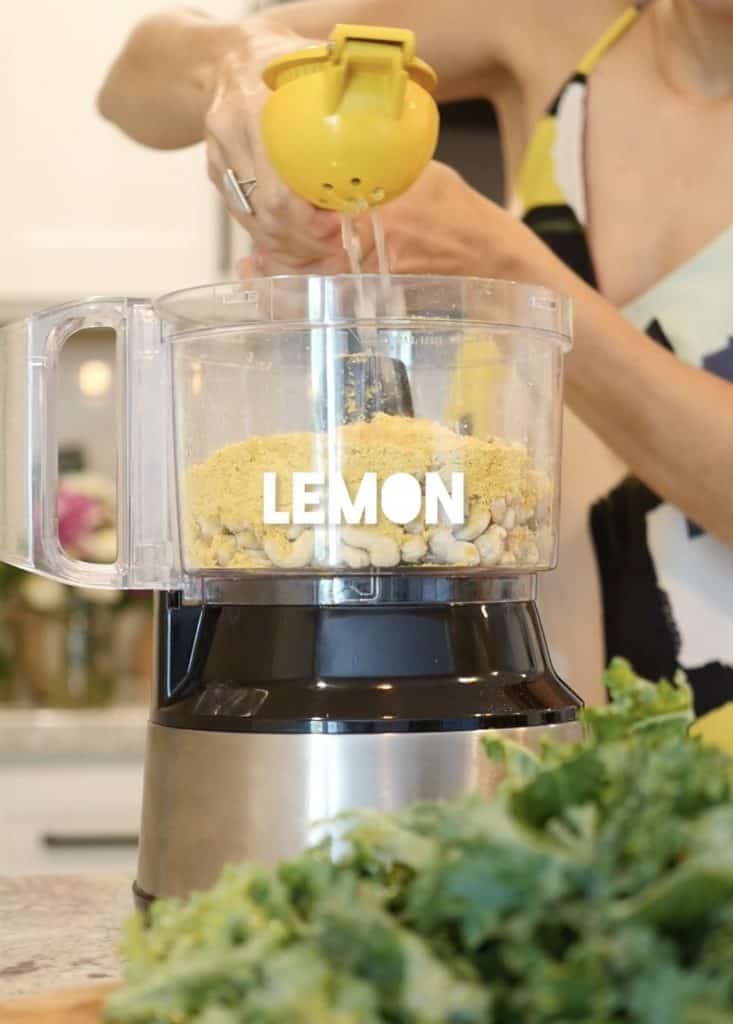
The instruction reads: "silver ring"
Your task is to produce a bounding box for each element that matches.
[223,169,257,216]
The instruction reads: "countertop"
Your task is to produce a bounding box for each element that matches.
[0,874,131,1001]
[0,708,146,761]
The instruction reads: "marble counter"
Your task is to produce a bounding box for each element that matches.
[0,707,146,761]
[0,874,132,1000]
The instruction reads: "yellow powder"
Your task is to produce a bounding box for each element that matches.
[185,414,547,568]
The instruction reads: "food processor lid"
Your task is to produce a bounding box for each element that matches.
[152,275,572,347]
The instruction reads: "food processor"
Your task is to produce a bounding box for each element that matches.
[0,26,581,904]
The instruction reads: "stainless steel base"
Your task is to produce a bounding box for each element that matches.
[136,719,582,900]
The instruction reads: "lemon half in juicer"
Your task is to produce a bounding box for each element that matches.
[261,25,440,213]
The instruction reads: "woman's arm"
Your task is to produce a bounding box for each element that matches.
[470,183,733,547]
[557,274,733,547]
[97,9,248,149]
[97,1,505,150]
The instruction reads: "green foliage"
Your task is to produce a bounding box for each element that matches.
[106,660,733,1024]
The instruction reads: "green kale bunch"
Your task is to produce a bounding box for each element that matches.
[106,660,733,1024]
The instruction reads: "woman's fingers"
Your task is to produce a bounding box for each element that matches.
[234,206,382,280]
[208,112,341,257]
[204,26,351,268]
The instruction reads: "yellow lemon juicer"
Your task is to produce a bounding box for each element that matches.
[262,25,439,212]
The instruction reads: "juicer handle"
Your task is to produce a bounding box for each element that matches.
[0,298,178,590]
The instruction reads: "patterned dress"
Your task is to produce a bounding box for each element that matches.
[511,5,733,711]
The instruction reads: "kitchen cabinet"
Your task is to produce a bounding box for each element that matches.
[0,0,246,319]
[0,710,146,876]
[0,760,143,876]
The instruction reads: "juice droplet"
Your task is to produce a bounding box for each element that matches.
[370,208,390,279]
[340,213,362,275]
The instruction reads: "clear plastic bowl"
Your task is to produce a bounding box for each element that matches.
[157,275,572,576]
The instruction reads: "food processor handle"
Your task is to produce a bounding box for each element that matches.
[0,298,178,589]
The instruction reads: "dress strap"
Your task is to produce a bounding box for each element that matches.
[577,6,640,76]
[511,4,642,233]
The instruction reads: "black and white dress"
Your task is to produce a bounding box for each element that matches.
[511,5,733,710]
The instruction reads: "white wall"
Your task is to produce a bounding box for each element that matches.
[0,0,247,318]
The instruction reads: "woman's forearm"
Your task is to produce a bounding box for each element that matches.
[97,10,243,148]
[97,1,499,148]
[562,275,733,546]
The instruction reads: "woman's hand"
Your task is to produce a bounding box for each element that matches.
[368,162,555,280]
[239,160,558,284]
[205,21,344,267]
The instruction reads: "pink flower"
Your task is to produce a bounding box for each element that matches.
[58,490,101,551]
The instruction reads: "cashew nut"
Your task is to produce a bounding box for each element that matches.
[370,538,402,568]
[234,528,259,550]
[523,541,540,565]
[340,526,373,551]
[428,528,480,567]
[401,535,428,563]
[515,503,534,526]
[475,524,506,567]
[263,530,314,569]
[405,517,425,535]
[215,536,237,567]
[341,543,371,570]
[499,550,517,567]
[490,498,507,526]
[502,506,517,532]
[223,519,250,534]
[454,504,490,541]
[286,524,305,541]
[197,516,219,542]
[436,504,456,528]
[341,526,401,568]
[507,528,525,554]
[233,550,272,569]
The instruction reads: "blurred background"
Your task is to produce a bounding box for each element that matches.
[0,0,501,876]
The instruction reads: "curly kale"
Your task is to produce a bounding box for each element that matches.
[106,660,733,1024]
